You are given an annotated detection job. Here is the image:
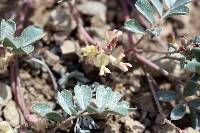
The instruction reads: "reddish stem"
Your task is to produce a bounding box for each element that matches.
[10,0,35,126]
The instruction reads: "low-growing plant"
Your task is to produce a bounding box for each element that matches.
[33,84,135,123]
[0,19,45,71]
[124,0,200,131]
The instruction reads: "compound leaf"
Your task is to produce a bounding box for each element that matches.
[74,85,92,110]
[170,104,187,120]
[124,19,145,34]
[3,26,45,54]
[156,90,178,102]
[57,90,77,115]
[32,103,52,116]
[135,0,155,24]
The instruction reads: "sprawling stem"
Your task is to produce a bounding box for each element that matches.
[145,73,183,133]
[10,0,35,126]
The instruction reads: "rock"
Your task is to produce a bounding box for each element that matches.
[3,101,20,126]
[119,116,145,133]
[47,6,77,40]
[77,1,106,24]
[44,51,60,67]
[0,121,14,133]
[0,82,12,106]
[104,121,120,133]
[61,40,80,55]
[153,124,176,133]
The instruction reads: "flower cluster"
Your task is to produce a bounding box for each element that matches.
[81,30,132,76]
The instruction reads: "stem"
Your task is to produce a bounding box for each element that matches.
[10,0,34,125]
[134,34,146,47]
[140,49,179,54]
[30,58,58,91]
[145,73,183,133]
[68,2,97,45]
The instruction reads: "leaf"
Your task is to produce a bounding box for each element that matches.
[124,19,145,34]
[170,104,187,120]
[146,28,162,37]
[156,90,178,102]
[174,0,192,8]
[3,26,45,54]
[164,0,176,8]
[105,101,130,116]
[86,105,99,113]
[188,98,200,110]
[107,90,122,108]
[150,0,163,16]
[163,5,190,19]
[0,19,16,42]
[45,111,63,122]
[184,59,200,72]
[32,103,52,116]
[135,0,155,24]
[96,85,112,110]
[191,48,200,62]
[191,112,200,131]
[74,85,92,110]
[193,36,200,46]
[184,73,200,96]
[57,90,77,115]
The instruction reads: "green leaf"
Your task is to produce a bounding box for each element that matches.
[191,48,200,62]
[45,111,62,122]
[86,105,99,113]
[156,90,178,102]
[188,98,200,110]
[3,25,45,54]
[164,0,176,8]
[104,101,130,116]
[193,36,200,46]
[124,19,145,34]
[0,19,16,42]
[96,85,112,110]
[74,85,92,110]
[57,90,77,115]
[135,0,155,24]
[170,104,187,120]
[184,73,200,96]
[107,90,122,108]
[32,103,52,116]
[184,59,200,72]
[146,28,162,37]
[191,112,200,130]
[174,0,192,8]
[163,5,190,19]
[150,0,163,16]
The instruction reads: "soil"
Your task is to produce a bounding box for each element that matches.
[0,0,200,133]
